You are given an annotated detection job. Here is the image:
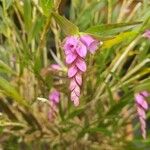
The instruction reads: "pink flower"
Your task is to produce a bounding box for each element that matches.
[135,91,149,139]
[50,64,62,71]
[49,90,60,104]
[80,35,99,54]
[63,36,79,54]
[63,35,100,106]
[48,90,60,120]
[143,30,150,39]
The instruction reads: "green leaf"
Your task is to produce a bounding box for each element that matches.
[52,12,79,35]
[102,31,137,49]
[106,95,132,117]
[105,84,115,106]
[85,22,142,37]
[28,18,44,43]
[0,60,17,75]
[76,1,105,30]
[66,108,84,120]
[85,127,111,136]
[135,78,150,93]
[2,0,13,10]
[0,76,29,107]
[23,0,32,32]
[40,0,54,16]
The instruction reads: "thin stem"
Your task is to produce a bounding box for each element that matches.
[107,0,112,23]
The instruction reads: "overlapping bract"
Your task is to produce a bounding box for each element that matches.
[143,30,150,39]
[135,91,149,139]
[50,64,62,71]
[48,90,60,120]
[63,35,99,106]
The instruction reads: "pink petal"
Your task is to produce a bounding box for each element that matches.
[143,30,150,39]
[135,94,148,110]
[73,98,79,106]
[80,35,99,54]
[80,35,95,47]
[75,73,82,85]
[64,48,71,55]
[89,40,99,54]
[71,91,78,102]
[50,64,62,71]
[69,78,77,91]
[141,91,150,97]
[142,130,146,139]
[63,36,78,53]
[66,53,77,64]
[139,117,146,129]
[76,42,87,58]
[68,65,78,78]
[76,58,86,72]
[137,107,146,119]
[73,85,80,97]
[49,90,60,104]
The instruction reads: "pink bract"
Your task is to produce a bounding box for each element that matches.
[50,64,62,71]
[66,53,77,64]
[49,90,60,104]
[80,35,99,54]
[68,65,78,78]
[63,36,78,53]
[76,58,87,72]
[48,90,60,121]
[143,30,150,39]
[76,42,87,58]
[135,93,148,110]
[135,91,149,139]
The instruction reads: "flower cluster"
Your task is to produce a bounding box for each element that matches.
[135,91,149,139]
[63,35,100,106]
[48,90,60,120]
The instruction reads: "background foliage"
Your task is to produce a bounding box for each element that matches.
[0,0,150,149]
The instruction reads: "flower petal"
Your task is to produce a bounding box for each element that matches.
[68,65,78,78]
[89,40,99,54]
[73,85,80,97]
[141,91,150,97]
[80,35,99,54]
[137,107,146,119]
[71,91,78,101]
[73,98,79,106]
[139,117,146,129]
[63,36,78,53]
[50,64,61,71]
[135,93,148,110]
[76,58,86,72]
[80,35,95,47]
[66,53,77,64]
[75,73,82,85]
[69,78,77,91]
[49,90,60,104]
[76,43,87,58]
[143,30,150,39]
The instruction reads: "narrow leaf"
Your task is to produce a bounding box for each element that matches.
[85,22,142,37]
[0,60,17,75]
[23,0,32,32]
[66,108,84,120]
[0,76,29,107]
[40,0,54,16]
[52,12,79,35]
[85,127,111,136]
[102,31,137,49]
